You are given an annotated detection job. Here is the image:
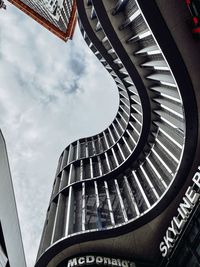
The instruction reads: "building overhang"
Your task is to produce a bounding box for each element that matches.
[8,0,77,41]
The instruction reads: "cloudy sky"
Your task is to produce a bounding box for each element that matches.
[0,3,118,266]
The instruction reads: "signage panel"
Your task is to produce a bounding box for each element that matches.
[160,166,200,257]
[58,255,136,267]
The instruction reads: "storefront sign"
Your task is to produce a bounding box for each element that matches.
[160,166,200,257]
[66,255,136,267]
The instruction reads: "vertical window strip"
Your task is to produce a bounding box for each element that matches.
[104,181,115,226]
[82,183,86,231]
[114,179,128,222]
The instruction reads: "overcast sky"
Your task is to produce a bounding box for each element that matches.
[0,3,118,266]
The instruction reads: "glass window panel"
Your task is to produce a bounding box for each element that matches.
[71,144,77,161]
[188,220,199,244]
[108,151,117,170]
[98,181,112,228]
[120,140,130,158]
[118,179,135,219]
[137,168,157,205]
[83,160,91,179]
[115,146,123,165]
[73,188,82,232]
[74,163,80,182]
[80,142,86,158]
[107,182,124,224]
[110,125,118,142]
[106,132,113,146]
[85,185,97,230]
[101,155,109,174]
[94,138,100,154]
[128,175,147,213]
[88,141,95,156]
[100,136,107,150]
[92,159,100,177]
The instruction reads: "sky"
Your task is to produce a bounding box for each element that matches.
[0,3,118,266]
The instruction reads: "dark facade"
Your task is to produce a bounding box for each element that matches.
[160,202,200,267]
[0,130,26,267]
[35,1,200,267]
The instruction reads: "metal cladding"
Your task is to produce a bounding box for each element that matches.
[8,0,77,41]
[35,1,198,266]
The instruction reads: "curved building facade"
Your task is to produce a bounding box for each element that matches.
[35,1,200,267]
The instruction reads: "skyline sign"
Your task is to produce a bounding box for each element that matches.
[160,166,200,257]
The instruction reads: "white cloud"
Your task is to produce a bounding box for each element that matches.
[0,3,118,267]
